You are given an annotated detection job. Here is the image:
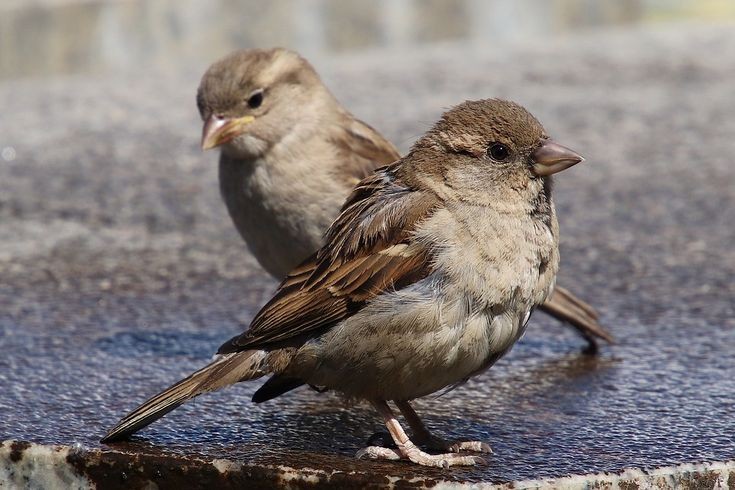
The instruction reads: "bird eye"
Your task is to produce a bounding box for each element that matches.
[247,89,264,109]
[488,143,510,161]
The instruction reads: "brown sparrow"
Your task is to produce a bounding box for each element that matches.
[198,48,611,352]
[103,98,585,467]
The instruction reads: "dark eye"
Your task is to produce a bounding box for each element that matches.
[488,143,510,161]
[247,90,263,109]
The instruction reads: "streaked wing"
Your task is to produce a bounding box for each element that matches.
[218,164,438,353]
[329,116,401,186]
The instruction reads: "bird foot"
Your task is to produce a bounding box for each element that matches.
[357,441,486,467]
[368,430,491,454]
[356,445,401,461]
[418,434,493,454]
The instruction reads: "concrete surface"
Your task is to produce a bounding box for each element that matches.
[1,22,735,488]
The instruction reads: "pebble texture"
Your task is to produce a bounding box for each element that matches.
[1,22,734,487]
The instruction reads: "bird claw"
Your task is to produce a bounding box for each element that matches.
[446,440,493,454]
[418,434,493,454]
[356,445,402,461]
[357,441,487,467]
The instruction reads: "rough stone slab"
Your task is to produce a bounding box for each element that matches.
[2,22,735,488]
[2,441,734,489]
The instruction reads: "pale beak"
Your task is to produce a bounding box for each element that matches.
[531,140,584,176]
[201,114,255,150]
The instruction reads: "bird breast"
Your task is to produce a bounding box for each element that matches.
[288,205,557,401]
[218,152,346,278]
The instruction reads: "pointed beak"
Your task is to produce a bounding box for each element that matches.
[201,114,255,151]
[531,140,584,176]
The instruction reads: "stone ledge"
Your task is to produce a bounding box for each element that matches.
[3,441,733,489]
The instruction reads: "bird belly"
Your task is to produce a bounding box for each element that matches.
[287,280,526,401]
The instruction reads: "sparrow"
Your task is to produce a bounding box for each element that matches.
[197,48,612,352]
[103,98,585,467]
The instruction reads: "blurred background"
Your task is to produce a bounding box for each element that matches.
[2,0,734,81]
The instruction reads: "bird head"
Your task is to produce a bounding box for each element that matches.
[196,48,333,159]
[405,99,584,200]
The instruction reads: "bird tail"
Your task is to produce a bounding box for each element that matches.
[540,285,614,345]
[101,350,266,443]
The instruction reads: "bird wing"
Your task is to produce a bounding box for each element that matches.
[218,164,438,353]
[329,116,401,186]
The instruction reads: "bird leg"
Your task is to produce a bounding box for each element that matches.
[395,400,492,454]
[356,400,486,467]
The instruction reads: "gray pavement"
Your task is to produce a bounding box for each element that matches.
[1,22,734,488]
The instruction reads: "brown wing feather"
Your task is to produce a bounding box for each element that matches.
[218,165,438,353]
[329,116,401,186]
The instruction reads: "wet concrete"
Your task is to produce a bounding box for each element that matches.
[2,22,735,488]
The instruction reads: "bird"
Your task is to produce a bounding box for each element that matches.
[103,98,586,467]
[197,48,611,353]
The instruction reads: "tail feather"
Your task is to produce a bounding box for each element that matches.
[540,286,614,344]
[554,286,600,321]
[101,350,266,443]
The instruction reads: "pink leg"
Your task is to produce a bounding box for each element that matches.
[395,400,492,454]
[356,400,486,467]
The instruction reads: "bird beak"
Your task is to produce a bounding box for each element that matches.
[201,114,255,150]
[531,140,584,176]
